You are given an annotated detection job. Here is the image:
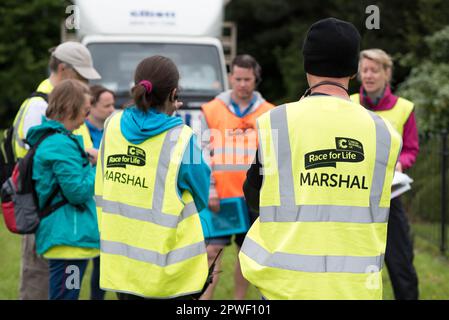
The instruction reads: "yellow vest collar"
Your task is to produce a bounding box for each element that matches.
[36,78,54,94]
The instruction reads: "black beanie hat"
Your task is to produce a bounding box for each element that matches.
[302,17,361,77]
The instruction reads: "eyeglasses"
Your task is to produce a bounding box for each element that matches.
[82,105,91,118]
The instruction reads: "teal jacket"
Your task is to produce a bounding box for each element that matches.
[27,118,99,256]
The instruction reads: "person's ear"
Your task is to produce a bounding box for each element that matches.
[169,88,177,102]
[57,63,66,76]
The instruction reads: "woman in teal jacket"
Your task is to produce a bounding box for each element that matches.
[26,79,99,300]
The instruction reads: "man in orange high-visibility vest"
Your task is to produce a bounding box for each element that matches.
[200,54,274,300]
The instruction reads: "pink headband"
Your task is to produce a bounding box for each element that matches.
[139,80,153,93]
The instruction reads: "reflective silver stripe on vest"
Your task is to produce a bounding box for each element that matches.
[13,99,33,149]
[95,196,197,228]
[98,124,198,228]
[151,126,183,213]
[260,205,389,223]
[101,239,206,267]
[241,237,384,273]
[367,111,391,215]
[213,147,257,157]
[99,112,116,179]
[270,105,298,210]
[260,105,392,224]
[213,164,251,171]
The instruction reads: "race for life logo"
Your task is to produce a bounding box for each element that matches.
[305,137,364,170]
[107,146,146,168]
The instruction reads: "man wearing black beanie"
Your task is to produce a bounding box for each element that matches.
[239,18,403,299]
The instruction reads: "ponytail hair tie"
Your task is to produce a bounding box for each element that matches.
[139,80,153,94]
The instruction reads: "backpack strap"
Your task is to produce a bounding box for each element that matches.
[21,129,59,192]
[25,129,68,218]
[39,185,68,218]
[0,126,16,186]
[29,91,49,103]
[65,133,89,167]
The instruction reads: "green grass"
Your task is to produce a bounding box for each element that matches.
[1,217,449,300]
[0,217,116,300]
[412,222,449,251]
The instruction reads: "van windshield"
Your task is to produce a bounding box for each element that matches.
[87,42,225,96]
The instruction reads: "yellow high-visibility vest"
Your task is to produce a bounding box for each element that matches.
[95,111,208,298]
[73,123,93,150]
[351,93,414,136]
[13,79,53,159]
[13,78,93,158]
[239,96,402,300]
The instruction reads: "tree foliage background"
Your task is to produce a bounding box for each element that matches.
[398,26,449,132]
[227,0,449,131]
[0,0,69,127]
[0,0,448,130]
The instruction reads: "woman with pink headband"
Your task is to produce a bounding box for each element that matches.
[95,55,211,299]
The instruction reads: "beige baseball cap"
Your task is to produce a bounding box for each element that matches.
[53,41,101,80]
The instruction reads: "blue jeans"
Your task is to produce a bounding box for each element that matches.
[90,256,105,300]
[48,259,88,300]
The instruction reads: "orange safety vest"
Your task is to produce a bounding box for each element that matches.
[202,98,274,198]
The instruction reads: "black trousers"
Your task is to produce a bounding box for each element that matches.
[384,197,419,300]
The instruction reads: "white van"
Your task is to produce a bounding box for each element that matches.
[68,0,234,129]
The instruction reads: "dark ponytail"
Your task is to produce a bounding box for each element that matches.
[131,55,179,112]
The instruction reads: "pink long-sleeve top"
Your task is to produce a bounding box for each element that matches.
[359,86,419,170]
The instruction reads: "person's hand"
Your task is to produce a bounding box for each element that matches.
[395,162,403,172]
[175,100,183,110]
[169,101,183,116]
[86,148,98,166]
[208,196,220,213]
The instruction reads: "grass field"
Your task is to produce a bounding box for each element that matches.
[1,217,449,300]
[411,222,449,251]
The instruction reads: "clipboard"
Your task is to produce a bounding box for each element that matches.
[199,197,250,238]
[391,171,413,199]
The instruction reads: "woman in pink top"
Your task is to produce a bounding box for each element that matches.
[352,48,419,300]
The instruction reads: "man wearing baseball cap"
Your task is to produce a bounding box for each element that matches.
[12,41,100,300]
[52,41,101,81]
[239,18,402,299]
